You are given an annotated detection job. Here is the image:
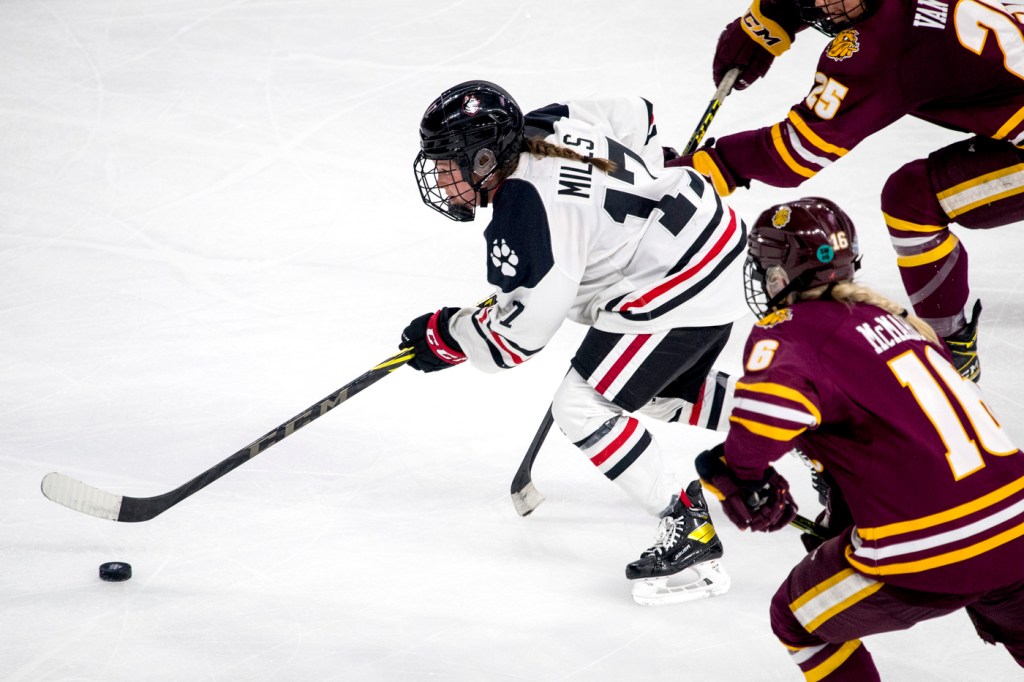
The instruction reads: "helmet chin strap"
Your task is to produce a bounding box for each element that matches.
[764,269,821,312]
[472,166,507,209]
[766,269,857,311]
[473,147,497,209]
[447,204,475,221]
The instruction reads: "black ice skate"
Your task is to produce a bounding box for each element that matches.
[943,299,982,383]
[626,479,730,606]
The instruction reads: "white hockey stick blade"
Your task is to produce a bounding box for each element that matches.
[511,481,545,517]
[630,560,731,606]
[41,472,123,521]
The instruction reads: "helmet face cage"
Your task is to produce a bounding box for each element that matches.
[413,152,477,222]
[744,197,860,317]
[743,256,771,317]
[413,81,525,222]
[798,0,873,36]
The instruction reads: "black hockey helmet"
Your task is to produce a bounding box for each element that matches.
[798,0,877,36]
[413,80,525,221]
[744,196,861,316]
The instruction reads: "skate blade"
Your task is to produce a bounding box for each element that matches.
[630,560,731,606]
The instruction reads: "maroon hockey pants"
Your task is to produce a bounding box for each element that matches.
[881,136,1024,336]
[769,533,1024,680]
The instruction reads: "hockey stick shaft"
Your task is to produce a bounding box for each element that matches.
[681,67,740,155]
[514,413,827,537]
[41,349,415,522]
[509,405,553,516]
[789,513,827,540]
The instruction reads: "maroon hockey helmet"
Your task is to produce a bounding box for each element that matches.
[798,0,877,36]
[744,196,861,316]
[414,80,525,221]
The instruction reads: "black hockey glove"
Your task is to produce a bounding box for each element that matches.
[800,470,854,552]
[400,307,466,373]
[695,444,797,532]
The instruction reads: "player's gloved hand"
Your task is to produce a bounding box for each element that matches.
[695,445,798,532]
[800,510,835,552]
[400,307,466,372]
[713,17,776,90]
[800,470,853,551]
[665,143,745,197]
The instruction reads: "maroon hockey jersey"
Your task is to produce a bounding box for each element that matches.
[723,300,1024,593]
[718,0,1024,186]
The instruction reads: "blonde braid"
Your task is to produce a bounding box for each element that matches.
[798,282,940,345]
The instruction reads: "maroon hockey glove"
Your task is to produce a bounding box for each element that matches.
[400,307,466,372]
[665,144,746,197]
[713,17,776,90]
[695,446,798,532]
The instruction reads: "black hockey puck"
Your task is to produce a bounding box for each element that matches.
[99,562,132,582]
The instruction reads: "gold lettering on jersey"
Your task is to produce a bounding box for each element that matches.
[913,0,949,28]
[558,134,594,198]
[856,314,929,354]
[826,29,860,61]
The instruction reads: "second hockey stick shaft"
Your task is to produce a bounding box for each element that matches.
[509,405,553,516]
[682,67,740,155]
[510,402,826,538]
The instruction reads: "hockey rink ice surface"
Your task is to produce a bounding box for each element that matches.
[3,1,1024,680]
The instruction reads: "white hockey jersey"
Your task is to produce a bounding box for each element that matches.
[448,96,749,372]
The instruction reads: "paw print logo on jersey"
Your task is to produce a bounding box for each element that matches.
[827,29,860,61]
[491,239,519,277]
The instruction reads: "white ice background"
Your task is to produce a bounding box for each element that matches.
[2,1,1023,680]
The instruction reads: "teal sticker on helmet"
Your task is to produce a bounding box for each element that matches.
[817,245,835,263]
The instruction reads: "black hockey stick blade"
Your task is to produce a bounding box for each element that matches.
[682,67,740,155]
[41,348,415,522]
[510,405,554,516]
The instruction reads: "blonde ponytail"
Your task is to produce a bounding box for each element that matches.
[798,282,940,346]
